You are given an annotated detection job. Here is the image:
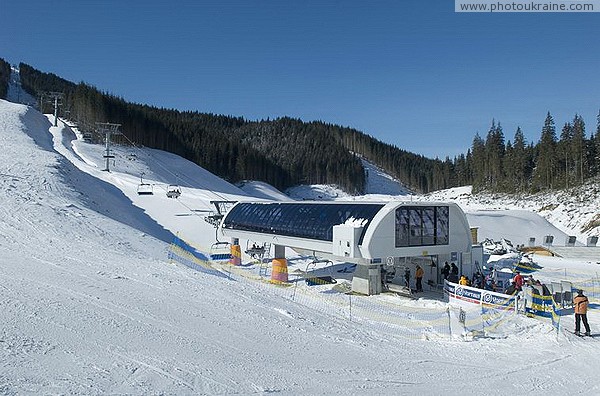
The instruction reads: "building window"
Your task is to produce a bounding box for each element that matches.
[223,202,384,242]
[395,208,409,247]
[395,206,449,247]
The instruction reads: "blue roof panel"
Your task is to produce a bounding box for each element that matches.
[222,202,385,242]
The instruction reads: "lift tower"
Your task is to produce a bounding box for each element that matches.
[96,122,122,172]
[43,92,64,127]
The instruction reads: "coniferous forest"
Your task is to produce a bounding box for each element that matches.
[0,58,10,99]
[1,59,599,195]
[470,113,600,193]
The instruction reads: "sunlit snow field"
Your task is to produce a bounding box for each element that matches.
[1,99,599,394]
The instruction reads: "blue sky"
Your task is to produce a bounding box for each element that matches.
[1,0,599,158]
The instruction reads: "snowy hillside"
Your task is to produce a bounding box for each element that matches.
[424,185,600,244]
[2,99,600,394]
[285,157,410,200]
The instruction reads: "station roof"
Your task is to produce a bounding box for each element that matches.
[222,202,385,243]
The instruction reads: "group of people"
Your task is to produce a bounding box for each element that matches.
[502,271,549,295]
[381,264,425,293]
[451,264,593,337]
[396,257,593,337]
[441,262,459,283]
[403,265,425,292]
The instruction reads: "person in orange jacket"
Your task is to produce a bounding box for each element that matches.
[415,265,424,292]
[573,289,591,336]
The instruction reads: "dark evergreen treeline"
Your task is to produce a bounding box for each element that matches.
[0,58,11,99]
[17,62,460,194]
[15,62,600,196]
[469,112,600,193]
[18,63,368,192]
[323,123,461,192]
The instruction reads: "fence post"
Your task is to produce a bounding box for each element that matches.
[349,294,352,322]
[447,306,452,339]
[292,276,299,301]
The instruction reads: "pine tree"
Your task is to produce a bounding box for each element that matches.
[559,122,573,188]
[485,120,505,189]
[503,140,514,191]
[512,127,528,191]
[471,133,486,191]
[571,114,586,184]
[586,132,597,178]
[535,112,558,190]
[0,58,10,99]
[593,110,600,177]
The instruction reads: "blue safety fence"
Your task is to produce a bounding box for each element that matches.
[164,242,526,341]
[571,278,600,302]
[524,288,554,318]
[168,235,230,279]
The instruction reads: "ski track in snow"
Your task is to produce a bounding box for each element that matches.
[1,99,600,394]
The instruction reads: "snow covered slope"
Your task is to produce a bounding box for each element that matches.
[2,100,600,394]
[425,185,600,244]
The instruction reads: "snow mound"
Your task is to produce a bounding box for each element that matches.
[361,158,411,196]
[285,184,350,200]
[236,180,291,201]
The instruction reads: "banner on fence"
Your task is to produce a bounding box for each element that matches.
[445,280,515,311]
[523,285,554,318]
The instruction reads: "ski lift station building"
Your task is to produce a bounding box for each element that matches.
[219,200,475,295]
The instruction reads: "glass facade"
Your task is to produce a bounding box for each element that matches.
[395,206,449,247]
[222,202,385,242]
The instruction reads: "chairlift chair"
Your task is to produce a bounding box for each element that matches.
[137,173,154,195]
[209,241,231,261]
[166,185,181,198]
[137,183,154,195]
[245,241,267,260]
[204,213,224,228]
[304,257,336,286]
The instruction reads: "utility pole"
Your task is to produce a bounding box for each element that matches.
[96,122,122,172]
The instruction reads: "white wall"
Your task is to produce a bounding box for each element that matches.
[360,201,472,261]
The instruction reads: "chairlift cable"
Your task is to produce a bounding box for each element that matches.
[117,132,231,203]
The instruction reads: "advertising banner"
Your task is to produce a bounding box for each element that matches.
[445,280,515,310]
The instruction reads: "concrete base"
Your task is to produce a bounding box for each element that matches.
[351,264,382,295]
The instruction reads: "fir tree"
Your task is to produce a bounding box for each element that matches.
[535,112,557,190]
[559,122,573,188]
[485,120,505,188]
[471,133,486,191]
[593,110,600,177]
[0,58,11,99]
[512,127,528,191]
[571,114,586,184]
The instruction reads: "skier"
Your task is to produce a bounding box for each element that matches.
[574,289,591,336]
[415,265,424,292]
[513,271,524,291]
[490,266,498,289]
[484,273,494,291]
[441,262,450,280]
[473,271,483,289]
[449,263,459,283]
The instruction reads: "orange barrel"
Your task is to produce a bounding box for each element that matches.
[229,244,241,266]
[271,258,288,283]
